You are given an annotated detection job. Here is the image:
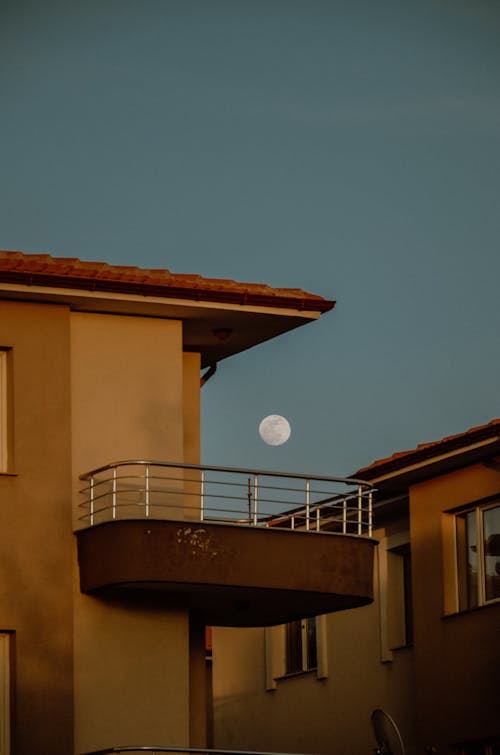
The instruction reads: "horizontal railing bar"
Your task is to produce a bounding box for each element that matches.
[77,500,371,516]
[79,483,366,502]
[80,475,246,492]
[78,512,370,530]
[79,478,368,503]
[80,746,314,755]
[77,504,273,523]
[76,504,261,522]
[79,460,373,489]
[79,481,366,510]
[77,497,368,519]
[79,479,366,502]
[79,502,368,524]
[79,489,369,512]
[78,481,359,503]
[79,474,188,493]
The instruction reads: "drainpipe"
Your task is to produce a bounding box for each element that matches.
[200,363,217,387]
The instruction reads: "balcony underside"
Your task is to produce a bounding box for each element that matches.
[76,519,376,626]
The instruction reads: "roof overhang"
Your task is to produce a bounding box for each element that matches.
[359,433,500,497]
[0,280,331,367]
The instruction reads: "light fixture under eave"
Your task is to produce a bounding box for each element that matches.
[212,328,233,341]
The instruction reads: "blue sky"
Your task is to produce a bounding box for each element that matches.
[1,0,499,475]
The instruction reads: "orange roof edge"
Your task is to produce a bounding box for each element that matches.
[356,418,500,479]
[0,250,335,314]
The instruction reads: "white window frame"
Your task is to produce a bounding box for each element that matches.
[452,499,500,612]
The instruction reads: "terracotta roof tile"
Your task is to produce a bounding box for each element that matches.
[356,418,500,479]
[0,250,335,312]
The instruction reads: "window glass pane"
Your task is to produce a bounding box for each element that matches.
[285,621,303,674]
[483,505,500,603]
[457,511,478,610]
[306,617,317,670]
[402,548,414,644]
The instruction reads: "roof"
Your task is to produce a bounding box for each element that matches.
[0,250,335,313]
[356,418,500,481]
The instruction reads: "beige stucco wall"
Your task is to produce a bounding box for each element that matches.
[73,595,190,751]
[71,312,199,752]
[410,463,500,753]
[0,300,74,754]
[212,527,416,755]
[70,312,185,476]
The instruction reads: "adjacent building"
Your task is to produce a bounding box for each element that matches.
[0,249,377,755]
[212,419,500,755]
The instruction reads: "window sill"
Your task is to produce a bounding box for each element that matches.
[274,668,318,681]
[442,599,500,620]
[389,642,413,652]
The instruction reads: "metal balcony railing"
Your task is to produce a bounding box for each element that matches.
[78,461,373,537]
[81,747,315,755]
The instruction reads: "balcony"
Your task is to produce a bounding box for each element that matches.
[75,461,376,626]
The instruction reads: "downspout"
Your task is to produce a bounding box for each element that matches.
[200,363,217,387]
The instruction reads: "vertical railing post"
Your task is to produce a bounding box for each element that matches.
[305,479,310,531]
[357,485,362,535]
[247,477,252,522]
[316,504,320,531]
[145,464,150,517]
[253,475,259,526]
[112,467,117,520]
[342,498,347,534]
[200,469,205,521]
[368,489,373,537]
[89,476,94,527]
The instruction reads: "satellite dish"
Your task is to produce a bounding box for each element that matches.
[371,709,405,755]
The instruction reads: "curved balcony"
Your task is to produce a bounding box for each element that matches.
[75,461,376,626]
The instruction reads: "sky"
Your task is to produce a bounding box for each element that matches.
[1,0,499,477]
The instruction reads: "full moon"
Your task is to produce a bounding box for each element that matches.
[259,415,291,446]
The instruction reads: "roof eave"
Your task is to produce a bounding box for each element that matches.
[357,424,500,483]
[0,269,335,314]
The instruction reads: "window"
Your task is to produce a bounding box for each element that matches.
[0,350,12,474]
[378,530,412,661]
[389,544,413,646]
[265,615,327,689]
[456,502,500,611]
[285,617,317,674]
[0,633,11,755]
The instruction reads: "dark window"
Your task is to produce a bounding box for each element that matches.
[285,617,317,674]
[389,544,413,647]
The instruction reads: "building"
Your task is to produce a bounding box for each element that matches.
[0,249,377,755]
[358,419,500,755]
[212,419,500,755]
